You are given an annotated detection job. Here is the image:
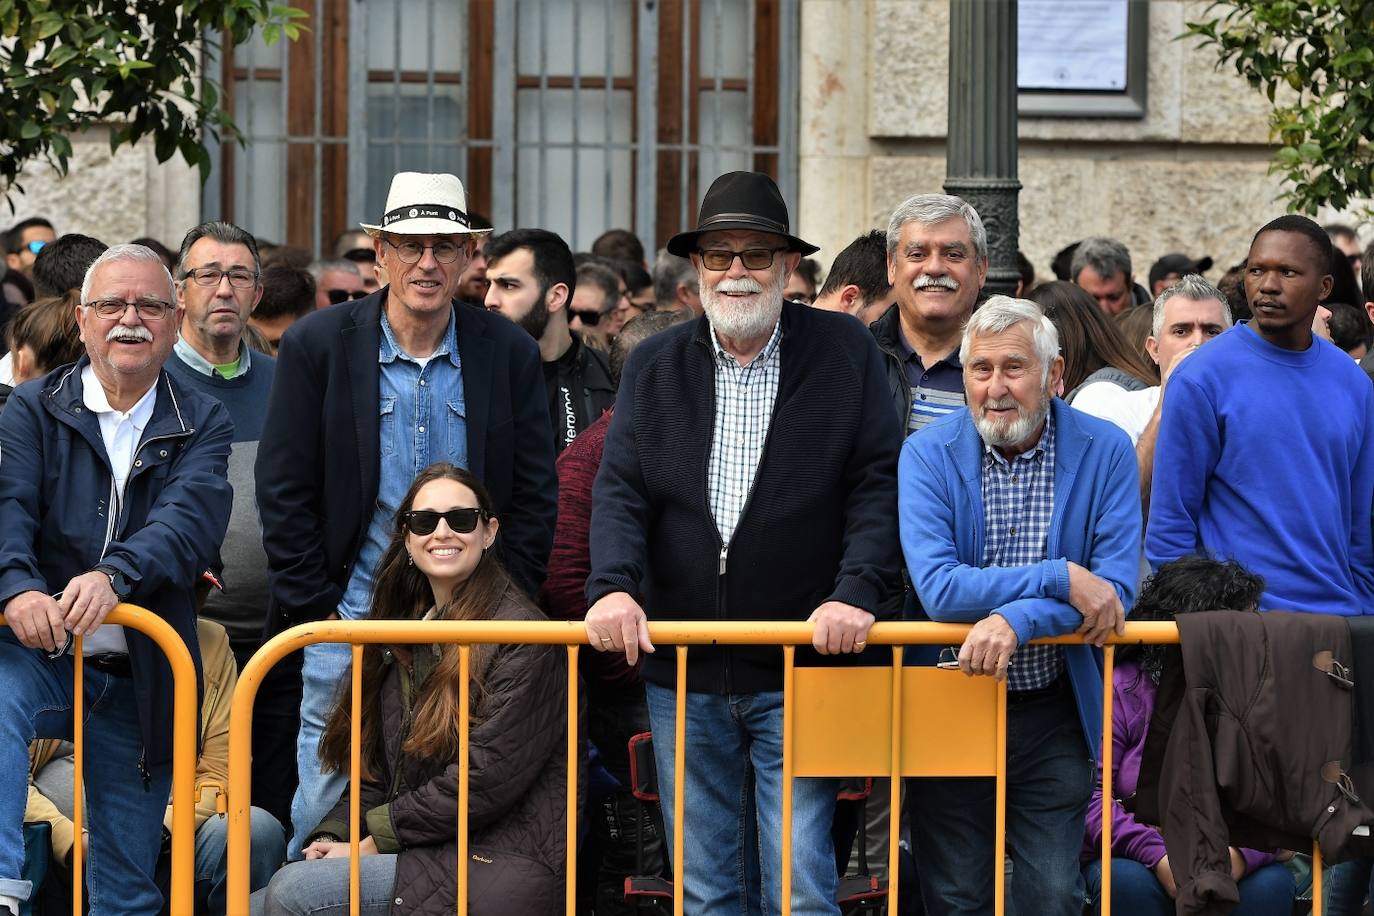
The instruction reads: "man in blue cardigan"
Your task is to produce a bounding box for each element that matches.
[899,296,1141,916]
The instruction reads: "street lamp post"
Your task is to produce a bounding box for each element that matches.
[944,0,1022,296]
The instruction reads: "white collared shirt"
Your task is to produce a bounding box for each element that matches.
[79,365,158,655]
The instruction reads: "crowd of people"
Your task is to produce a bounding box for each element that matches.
[0,165,1373,916]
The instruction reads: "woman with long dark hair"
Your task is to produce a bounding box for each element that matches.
[1029,281,1158,401]
[1081,556,1295,915]
[254,462,571,916]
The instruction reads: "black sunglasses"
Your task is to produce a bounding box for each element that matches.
[570,309,603,327]
[404,507,488,535]
[326,288,368,305]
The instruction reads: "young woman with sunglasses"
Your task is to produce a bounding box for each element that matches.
[254,462,573,916]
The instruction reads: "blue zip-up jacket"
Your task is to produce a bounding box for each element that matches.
[0,357,234,766]
[897,399,1142,761]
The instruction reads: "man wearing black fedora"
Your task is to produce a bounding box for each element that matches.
[256,171,558,857]
[586,171,903,914]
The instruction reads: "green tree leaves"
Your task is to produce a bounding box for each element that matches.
[0,0,304,208]
[1186,1,1374,215]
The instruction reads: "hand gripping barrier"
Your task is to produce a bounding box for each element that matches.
[225,619,1324,916]
[0,604,200,916]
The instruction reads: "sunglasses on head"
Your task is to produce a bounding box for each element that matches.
[404,507,488,535]
[327,288,368,305]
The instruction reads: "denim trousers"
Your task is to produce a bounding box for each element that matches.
[250,854,399,916]
[1082,858,1296,916]
[0,636,171,915]
[196,807,288,914]
[643,682,840,916]
[288,642,351,860]
[906,678,1093,916]
[1325,858,1374,916]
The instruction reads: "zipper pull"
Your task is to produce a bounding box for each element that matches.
[140,751,151,791]
[718,545,728,576]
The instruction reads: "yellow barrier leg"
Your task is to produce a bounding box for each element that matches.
[781,645,795,916]
[1101,650,1115,915]
[565,645,579,916]
[71,642,83,916]
[674,646,687,916]
[887,649,904,910]
[994,679,1007,916]
[349,643,362,916]
[459,645,471,916]
[1313,843,1323,916]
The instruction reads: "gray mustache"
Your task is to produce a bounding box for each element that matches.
[915,276,959,291]
[106,327,153,343]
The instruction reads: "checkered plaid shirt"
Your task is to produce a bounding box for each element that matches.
[707,319,783,547]
[981,410,1064,690]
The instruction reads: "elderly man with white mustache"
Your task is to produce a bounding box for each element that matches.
[586,171,904,915]
[0,243,233,916]
[897,295,1142,916]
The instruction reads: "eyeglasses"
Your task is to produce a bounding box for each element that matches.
[84,298,174,320]
[183,267,258,289]
[569,309,603,327]
[404,507,488,535]
[326,288,368,305]
[696,247,787,271]
[384,238,464,264]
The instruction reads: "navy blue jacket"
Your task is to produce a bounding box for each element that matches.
[0,359,234,765]
[255,292,557,633]
[588,304,904,694]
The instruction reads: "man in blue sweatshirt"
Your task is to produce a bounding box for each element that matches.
[1147,214,1374,614]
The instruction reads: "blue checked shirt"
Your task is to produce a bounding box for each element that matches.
[981,410,1063,690]
[707,319,783,548]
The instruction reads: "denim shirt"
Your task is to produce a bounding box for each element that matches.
[336,309,467,620]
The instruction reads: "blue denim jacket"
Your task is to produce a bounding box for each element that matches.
[337,310,467,620]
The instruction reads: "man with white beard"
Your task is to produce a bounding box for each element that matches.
[586,171,903,915]
[897,295,1141,916]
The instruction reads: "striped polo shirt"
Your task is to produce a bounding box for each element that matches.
[896,331,965,434]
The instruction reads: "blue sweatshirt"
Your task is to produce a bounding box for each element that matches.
[1146,324,1374,615]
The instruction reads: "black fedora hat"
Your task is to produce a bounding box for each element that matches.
[666,171,819,258]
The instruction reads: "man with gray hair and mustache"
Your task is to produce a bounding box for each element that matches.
[586,171,903,914]
[869,192,989,435]
[0,244,233,915]
[898,296,1141,916]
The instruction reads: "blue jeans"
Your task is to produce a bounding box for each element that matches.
[1083,858,1295,915]
[250,854,399,916]
[906,678,1093,916]
[0,636,171,915]
[196,808,287,914]
[643,682,840,916]
[1326,858,1374,916]
[289,642,351,860]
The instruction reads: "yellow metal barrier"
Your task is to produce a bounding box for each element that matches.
[0,604,200,916]
[226,619,1323,916]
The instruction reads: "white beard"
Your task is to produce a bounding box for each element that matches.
[974,394,1050,450]
[701,271,786,341]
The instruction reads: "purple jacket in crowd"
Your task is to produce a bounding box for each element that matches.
[1081,659,1275,875]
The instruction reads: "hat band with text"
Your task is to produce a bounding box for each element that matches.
[380,204,470,229]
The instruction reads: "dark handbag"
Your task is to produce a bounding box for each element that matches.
[21,821,50,916]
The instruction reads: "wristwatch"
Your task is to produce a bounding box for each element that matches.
[92,564,133,601]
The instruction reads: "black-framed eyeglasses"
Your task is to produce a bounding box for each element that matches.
[696,247,787,271]
[84,298,174,320]
[183,267,259,289]
[569,309,603,327]
[326,288,368,305]
[404,507,488,535]
[384,237,464,265]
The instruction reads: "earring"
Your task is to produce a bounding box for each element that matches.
[406,553,414,566]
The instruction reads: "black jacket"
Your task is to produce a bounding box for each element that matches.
[868,303,914,433]
[255,292,558,634]
[588,304,904,693]
[312,588,573,916]
[547,335,616,453]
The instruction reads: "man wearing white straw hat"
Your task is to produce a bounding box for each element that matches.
[256,172,558,858]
